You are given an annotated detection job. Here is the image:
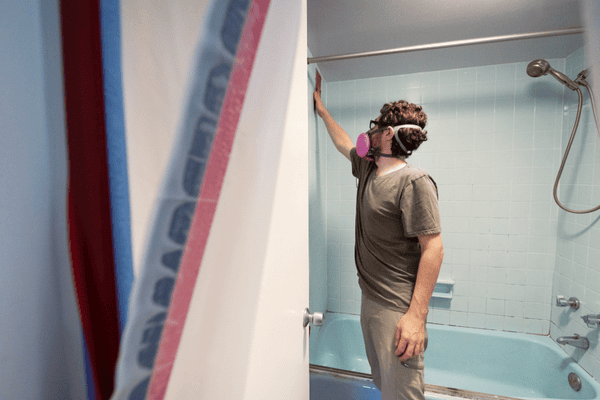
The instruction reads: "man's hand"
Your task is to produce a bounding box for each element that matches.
[313,90,326,117]
[394,311,425,361]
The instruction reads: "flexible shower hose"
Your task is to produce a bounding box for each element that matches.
[553,81,600,214]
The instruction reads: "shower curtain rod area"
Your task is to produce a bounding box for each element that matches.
[307,27,584,64]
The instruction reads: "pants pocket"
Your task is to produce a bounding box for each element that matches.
[398,353,424,371]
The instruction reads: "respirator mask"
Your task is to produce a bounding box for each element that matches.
[356,122,422,161]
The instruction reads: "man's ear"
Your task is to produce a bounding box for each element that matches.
[384,126,395,140]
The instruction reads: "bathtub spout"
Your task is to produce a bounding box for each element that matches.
[557,334,589,350]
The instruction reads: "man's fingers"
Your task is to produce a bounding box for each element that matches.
[414,342,422,356]
[399,342,416,361]
[395,337,408,356]
[398,339,425,361]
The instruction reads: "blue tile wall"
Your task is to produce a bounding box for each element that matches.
[309,46,600,384]
[321,59,568,333]
[551,46,600,382]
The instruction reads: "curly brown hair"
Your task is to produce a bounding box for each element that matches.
[377,100,428,158]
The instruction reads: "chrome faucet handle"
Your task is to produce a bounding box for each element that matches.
[582,314,600,328]
[556,295,580,310]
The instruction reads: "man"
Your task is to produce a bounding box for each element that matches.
[314,90,443,400]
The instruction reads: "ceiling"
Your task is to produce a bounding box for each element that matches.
[307,0,584,82]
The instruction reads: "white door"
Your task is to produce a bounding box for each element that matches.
[163,1,310,399]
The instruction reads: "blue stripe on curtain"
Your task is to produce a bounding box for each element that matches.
[84,337,97,400]
[100,0,134,333]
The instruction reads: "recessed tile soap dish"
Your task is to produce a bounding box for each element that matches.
[432,278,454,299]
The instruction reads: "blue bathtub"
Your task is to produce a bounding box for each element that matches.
[310,312,600,400]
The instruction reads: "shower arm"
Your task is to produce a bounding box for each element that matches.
[553,85,600,214]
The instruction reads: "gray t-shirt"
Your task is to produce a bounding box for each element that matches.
[350,148,441,310]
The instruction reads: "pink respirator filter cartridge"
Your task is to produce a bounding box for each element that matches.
[356,132,373,161]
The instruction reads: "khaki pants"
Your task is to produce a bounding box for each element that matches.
[360,294,427,400]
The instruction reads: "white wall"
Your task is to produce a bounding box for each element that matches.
[0,0,85,398]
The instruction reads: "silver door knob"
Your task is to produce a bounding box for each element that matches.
[303,308,323,328]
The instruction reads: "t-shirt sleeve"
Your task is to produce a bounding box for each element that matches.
[350,147,370,178]
[400,175,441,237]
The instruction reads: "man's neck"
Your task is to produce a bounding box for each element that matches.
[375,155,406,176]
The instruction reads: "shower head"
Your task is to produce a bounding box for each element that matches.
[526,59,579,91]
[526,59,551,77]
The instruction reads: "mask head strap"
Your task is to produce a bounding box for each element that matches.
[391,124,422,156]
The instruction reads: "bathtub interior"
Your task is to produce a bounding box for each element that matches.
[426,324,597,399]
[310,313,370,373]
[310,371,380,400]
[310,312,600,400]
